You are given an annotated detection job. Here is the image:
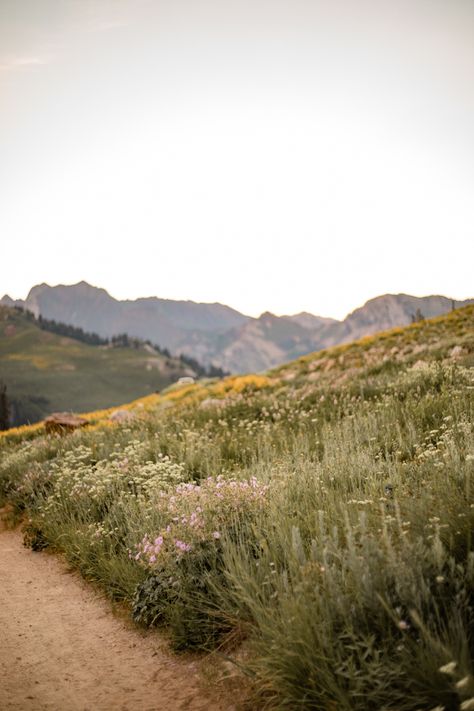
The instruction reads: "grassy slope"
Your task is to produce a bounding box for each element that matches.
[1,305,473,709]
[4,304,472,440]
[0,306,189,424]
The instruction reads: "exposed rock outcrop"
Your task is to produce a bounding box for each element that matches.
[44,412,87,434]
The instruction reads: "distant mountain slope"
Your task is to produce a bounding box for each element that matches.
[152,294,473,372]
[314,294,474,349]
[0,306,196,427]
[284,312,337,331]
[200,312,329,373]
[2,284,473,373]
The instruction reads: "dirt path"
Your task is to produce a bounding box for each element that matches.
[0,528,233,711]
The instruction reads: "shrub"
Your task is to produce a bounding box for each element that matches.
[130,475,268,648]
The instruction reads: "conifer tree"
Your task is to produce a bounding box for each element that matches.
[0,381,10,431]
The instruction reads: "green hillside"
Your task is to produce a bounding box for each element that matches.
[1,305,473,709]
[0,305,193,426]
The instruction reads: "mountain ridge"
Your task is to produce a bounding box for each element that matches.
[2,283,473,373]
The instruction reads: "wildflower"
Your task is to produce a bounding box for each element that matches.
[439,661,457,676]
[457,676,474,693]
[212,531,221,539]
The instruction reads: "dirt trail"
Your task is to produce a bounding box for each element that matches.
[0,527,232,711]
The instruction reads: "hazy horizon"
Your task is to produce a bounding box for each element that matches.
[1,0,473,319]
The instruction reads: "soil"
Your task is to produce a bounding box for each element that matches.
[0,527,234,711]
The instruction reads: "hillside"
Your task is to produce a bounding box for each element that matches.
[3,282,472,373]
[3,302,472,436]
[0,305,197,426]
[0,306,473,709]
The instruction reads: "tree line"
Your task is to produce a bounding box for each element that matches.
[0,381,10,431]
[15,307,228,377]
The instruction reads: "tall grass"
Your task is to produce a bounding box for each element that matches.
[216,384,474,709]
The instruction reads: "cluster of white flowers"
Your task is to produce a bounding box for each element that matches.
[33,441,188,516]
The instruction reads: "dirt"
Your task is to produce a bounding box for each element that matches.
[0,527,234,711]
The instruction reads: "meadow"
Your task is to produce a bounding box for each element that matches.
[0,305,194,426]
[1,306,473,710]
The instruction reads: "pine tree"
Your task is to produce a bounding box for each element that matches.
[0,381,10,430]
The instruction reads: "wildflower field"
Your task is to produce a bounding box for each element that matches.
[1,306,474,710]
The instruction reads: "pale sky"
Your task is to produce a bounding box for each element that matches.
[1,0,473,319]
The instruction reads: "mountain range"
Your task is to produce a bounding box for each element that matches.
[2,283,473,373]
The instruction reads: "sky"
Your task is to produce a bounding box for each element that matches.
[0,0,473,319]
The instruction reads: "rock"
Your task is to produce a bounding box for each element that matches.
[109,409,135,423]
[177,376,195,385]
[44,413,87,434]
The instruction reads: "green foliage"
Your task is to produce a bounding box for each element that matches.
[132,572,173,627]
[133,542,230,650]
